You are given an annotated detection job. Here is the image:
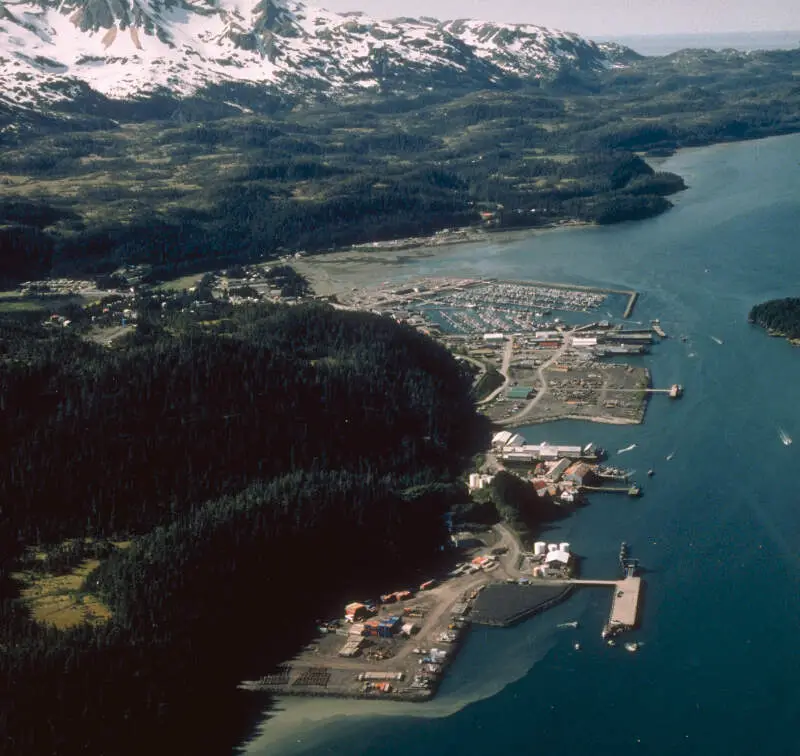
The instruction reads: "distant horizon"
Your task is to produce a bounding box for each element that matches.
[600,29,800,38]
[598,29,800,56]
[319,0,800,39]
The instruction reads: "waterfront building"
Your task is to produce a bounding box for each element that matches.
[563,462,595,485]
[546,458,572,482]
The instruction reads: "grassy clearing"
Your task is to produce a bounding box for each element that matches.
[153,272,205,291]
[13,559,112,629]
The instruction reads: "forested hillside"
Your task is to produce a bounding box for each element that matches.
[0,304,489,755]
[749,297,800,339]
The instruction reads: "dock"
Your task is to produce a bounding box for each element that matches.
[606,383,683,398]
[568,576,642,636]
[580,484,641,497]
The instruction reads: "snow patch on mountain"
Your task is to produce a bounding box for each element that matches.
[0,0,636,108]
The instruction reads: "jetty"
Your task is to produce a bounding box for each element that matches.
[622,291,638,319]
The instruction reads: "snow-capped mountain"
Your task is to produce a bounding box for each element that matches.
[0,0,636,108]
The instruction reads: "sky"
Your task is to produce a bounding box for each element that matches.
[316,0,800,38]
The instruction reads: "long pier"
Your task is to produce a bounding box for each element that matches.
[579,484,641,496]
[607,384,683,398]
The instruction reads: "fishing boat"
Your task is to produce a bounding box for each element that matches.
[666,451,676,461]
[779,428,792,446]
[710,335,723,345]
[573,643,581,651]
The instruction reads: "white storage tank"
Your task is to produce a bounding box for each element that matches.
[559,542,571,554]
[534,541,547,556]
[468,473,480,490]
[547,543,558,552]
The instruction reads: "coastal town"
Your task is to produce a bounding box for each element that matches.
[5,266,677,704]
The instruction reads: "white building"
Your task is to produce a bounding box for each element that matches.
[468,473,494,491]
[483,333,506,343]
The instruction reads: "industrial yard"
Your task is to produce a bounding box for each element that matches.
[239,524,526,702]
[240,522,644,702]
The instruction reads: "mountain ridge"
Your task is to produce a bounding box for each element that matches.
[0,0,638,109]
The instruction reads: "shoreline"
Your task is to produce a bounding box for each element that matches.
[292,222,592,298]
[499,413,642,429]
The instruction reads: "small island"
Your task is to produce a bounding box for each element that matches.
[749,298,800,345]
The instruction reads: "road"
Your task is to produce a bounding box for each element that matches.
[495,335,570,426]
[477,336,514,406]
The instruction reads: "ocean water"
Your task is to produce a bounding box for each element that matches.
[243,133,800,756]
[600,30,800,56]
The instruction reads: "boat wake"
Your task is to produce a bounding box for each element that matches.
[710,335,724,345]
[617,444,637,454]
[666,450,676,461]
[779,428,792,446]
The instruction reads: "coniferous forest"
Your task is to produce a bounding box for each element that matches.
[0,303,489,755]
[749,297,800,339]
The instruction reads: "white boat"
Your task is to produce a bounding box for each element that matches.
[617,444,637,454]
[666,451,676,461]
[779,428,793,446]
[557,621,579,629]
[573,642,581,651]
[624,642,640,653]
[710,336,723,345]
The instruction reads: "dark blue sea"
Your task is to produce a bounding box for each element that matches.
[244,133,800,755]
